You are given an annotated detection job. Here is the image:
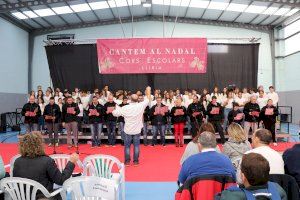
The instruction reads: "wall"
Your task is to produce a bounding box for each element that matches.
[31,21,273,90]
[0,17,29,114]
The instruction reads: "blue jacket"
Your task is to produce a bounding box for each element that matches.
[178,150,236,184]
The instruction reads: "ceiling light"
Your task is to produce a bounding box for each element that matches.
[34,8,56,17]
[226,3,248,12]
[244,5,268,14]
[285,8,299,16]
[207,2,229,10]
[143,3,152,7]
[89,1,109,10]
[170,0,190,6]
[262,7,278,15]
[108,0,141,7]
[70,3,91,12]
[11,12,28,19]
[189,0,209,8]
[152,0,171,5]
[274,7,290,15]
[52,6,73,14]
[23,10,38,18]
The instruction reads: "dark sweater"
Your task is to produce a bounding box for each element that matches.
[13,156,75,192]
[206,102,224,122]
[62,103,80,123]
[149,104,169,125]
[171,106,187,124]
[260,105,279,124]
[43,103,61,123]
[88,103,105,123]
[228,109,243,124]
[187,102,205,122]
[243,102,260,122]
[21,102,41,124]
[283,144,300,188]
[104,102,117,121]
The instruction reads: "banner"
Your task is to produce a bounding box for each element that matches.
[97,38,207,74]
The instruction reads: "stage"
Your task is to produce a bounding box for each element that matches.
[0,142,297,182]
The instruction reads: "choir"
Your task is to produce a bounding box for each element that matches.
[21,85,280,147]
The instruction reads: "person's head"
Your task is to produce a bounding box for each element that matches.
[234,87,240,94]
[259,90,264,98]
[175,98,182,107]
[118,94,124,100]
[156,96,162,105]
[92,96,98,105]
[233,102,239,111]
[213,86,219,93]
[240,153,270,187]
[131,94,138,103]
[37,90,43,96]
[223,87,227,94]
[269,86,275,93]
[250,95,257,104]
[165,92,170,99]
[267,99,273,107]
[197,131,217,151]
[49,97,55,105]
[228,91,234,99]
[104,85,109,91]
[19,132,46,158]
[66,97,73,104]
[45,90,51,96]
[192,95,199,103]
[76,97,81,104]
[193,122,215,142]
[107,95,114,102]
[242,88,248,93]
[192,89,197,95]
[258,85,264,91]
[252,129,273,148]
[123,97,128,104]
[29,95,35,104]
[38,97,44,104]
[228,123,246,143]
[37,85,42,90]
[211,96,217,104]
[238,91,243,98]
[203,88,208,95]
[30,90,35,96]
[138,95,144,102]
[58,98,63,104]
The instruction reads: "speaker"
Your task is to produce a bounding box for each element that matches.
[0,113,6,133]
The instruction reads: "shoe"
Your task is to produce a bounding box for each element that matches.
[133,161,139,166]
[273,143,278,146]
[112,145,116,148]
[162,144,166,147]
[175,143,179,147]
[151,144,155,147]
[48,143,52,147]
[125,161,130,166]
[55,143,59,147]
[180,143,183,147]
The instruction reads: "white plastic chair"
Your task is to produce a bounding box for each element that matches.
[0,177,62,200]
[83,155,125,200]
[61,176,120,200]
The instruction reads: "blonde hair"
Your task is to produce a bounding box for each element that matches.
[19,132,46,158]
[227,123,246,143]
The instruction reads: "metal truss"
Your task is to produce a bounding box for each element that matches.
[33,15,272,35]
[0,0,78,13]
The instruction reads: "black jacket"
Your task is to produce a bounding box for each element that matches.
[143,106,150,122]
[283,144,300,189]
[228,109,243,124]
[206,102,224,122]
[171,106,187,124]
[104,102,117,122]
[243,102,260,122]
[187,102,205,122]
[149,104,169,125]
[62,103,80,123]
[88,103,105,123]
[260,105,279,124]
[21,102,41,124]
[13,156,75,192]
[117,103,128,123]
[43,103,61,123]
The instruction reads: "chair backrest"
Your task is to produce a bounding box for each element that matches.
[62,176,119,200]
[269,174,300,200]
[0,177,52,200]
[175,175,236,200]
[83,155,123,179]
[10,154,21,177]
[49,154,71,172]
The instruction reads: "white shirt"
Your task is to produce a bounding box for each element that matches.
[223,98,234,109]
[257,96,268,109]
[80,95,90,110]
[235,97,246,107]
[245,146,284,174]
[77,104,84,117]
[184,98,193,108]
[43,95,51,105]
[113,98,149,135]
[267,92,279,106]
[242,93,251,101]
[163,99,174,111]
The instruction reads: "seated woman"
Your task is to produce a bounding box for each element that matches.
[180,122,220,165]
[13,132,79,198]
[223,123,252,168]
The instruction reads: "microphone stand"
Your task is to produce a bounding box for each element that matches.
[52,109,57,154]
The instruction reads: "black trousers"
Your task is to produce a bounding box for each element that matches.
[264,120,276,142]
[209,120,225,144]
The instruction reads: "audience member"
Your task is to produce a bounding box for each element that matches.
[245,129,284,174]
[178,131,236,184]
[223,123,251,168]
[218,153,287,200]
[283,143,300,188]
[13,132,79,198]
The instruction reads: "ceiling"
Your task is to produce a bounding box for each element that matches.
[0,0,300,34]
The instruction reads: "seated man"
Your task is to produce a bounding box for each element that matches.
[245,129,284,174]
[283,143,300,188]
[178,131,236,184]
[219,153,287,199]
